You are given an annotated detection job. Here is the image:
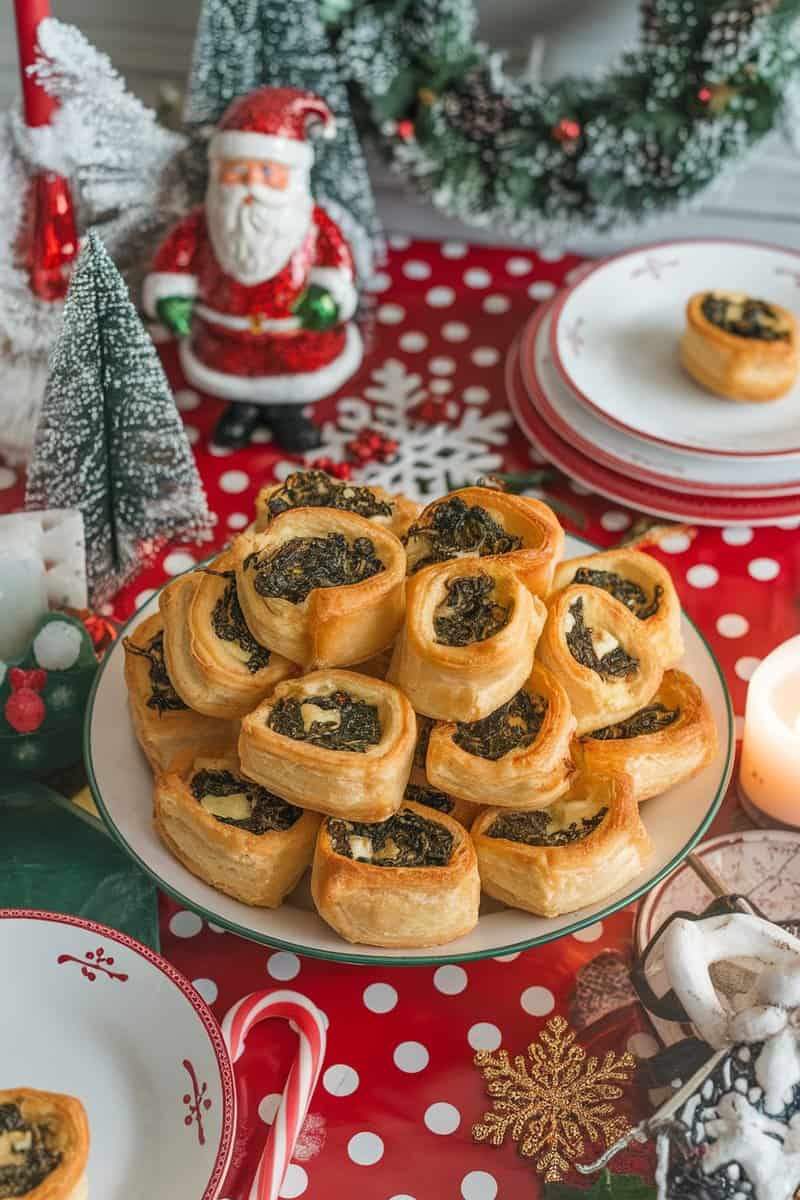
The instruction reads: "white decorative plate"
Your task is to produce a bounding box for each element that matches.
[0,910,235,1198]
[550,238,800,458]
[85,540,733,965]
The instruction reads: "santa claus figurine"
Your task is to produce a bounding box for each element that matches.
[144,86,362,450]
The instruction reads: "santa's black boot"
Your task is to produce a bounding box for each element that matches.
[263,405,323,453]
[211,402,265,450]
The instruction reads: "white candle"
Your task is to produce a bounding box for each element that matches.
[739,634,800,826]
[0,544,48,661]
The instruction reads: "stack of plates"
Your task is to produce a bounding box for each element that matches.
[507,239,800,525]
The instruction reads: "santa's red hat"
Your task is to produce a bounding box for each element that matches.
[209,86,336,170]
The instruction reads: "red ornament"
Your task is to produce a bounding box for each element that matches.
[345,429,398,466]
[9,668,47,693]
[82,614,119,655]
[397,119,415,143]
[698,86,712,103]
[309,457,352,480]
[5,690,46,734]
[552,117,582,145]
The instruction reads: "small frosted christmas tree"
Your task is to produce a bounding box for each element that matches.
[25,233,212,605]
[183,0,382,280]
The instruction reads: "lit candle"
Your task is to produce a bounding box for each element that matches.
[739,634,800,827]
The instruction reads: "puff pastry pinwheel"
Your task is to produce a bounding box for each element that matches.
[123,614,238,772]
[255,468,420,539]
[0,1088,89,1200]
[154,748,321,907]
[404,714,481,827]
[311,799,480,947]
[537,585,663,736]
[232,509,406,670]
[159,551,298,718]
[578,668,717,803]
[426,663,575,809]
[239,670,416,822]
[550,547,683,670]
[388,558,546,722]
[681,289,798,403]
[472,771,652,918]
[403,485,564,596]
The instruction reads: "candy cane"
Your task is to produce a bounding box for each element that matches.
[222,989,327,1200]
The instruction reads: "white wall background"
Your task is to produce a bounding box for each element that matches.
[1,0,798,252]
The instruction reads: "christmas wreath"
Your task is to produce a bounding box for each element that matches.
[323,0,800,241]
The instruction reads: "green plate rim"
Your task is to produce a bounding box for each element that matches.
[83,534,735,966]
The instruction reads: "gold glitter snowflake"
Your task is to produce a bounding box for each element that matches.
[472,1014,634,1182]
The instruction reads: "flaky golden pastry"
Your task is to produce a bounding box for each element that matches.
[537,585,663,736]
[472,772,652,918]
[123,613,238,772]
[239,670,416,822]
[311,800,480,947]
[577,669,718,803]
[232,509,406,670]
[255,468,420,539]
[550,547,683,670]
[403,486,564,596]
[0,1088,89,1200]
[427,663,575,809]
[388,558,546,721]
[154,748,321,907]
[680,289,799,403]
[159,551,297,718]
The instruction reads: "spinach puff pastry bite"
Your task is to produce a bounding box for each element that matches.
[0,1088,89,1200]
[550,547,683,670]
[388,558,546,721]
[239,670,416,822]
[159,551,297,718]
[154,749,320,907]
[403,485,564,597]
[578,669,717,803]
[232,509,406,670]
[255,468,420,539]
[426,664,575,809]
[311,800,480,947]
[123,613,238,772]
[537,585,663,737]
[472,772,652,918]
[681,289,798,403]
[404,716,482,828]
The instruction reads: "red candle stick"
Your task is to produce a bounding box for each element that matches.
[13,0,58,127]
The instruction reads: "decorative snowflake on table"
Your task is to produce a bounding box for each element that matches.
[472,1014,634,1183]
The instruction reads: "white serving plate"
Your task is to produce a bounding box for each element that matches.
[0,910,235,1198]
[551,238,800,458]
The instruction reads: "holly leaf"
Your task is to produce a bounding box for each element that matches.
[543,1170,657,1199]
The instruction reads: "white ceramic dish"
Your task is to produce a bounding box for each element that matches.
[0,910,235,1198]
[85,538,734,965]
[550,238,800,458]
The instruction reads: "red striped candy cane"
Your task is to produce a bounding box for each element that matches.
[222,989,327,1200]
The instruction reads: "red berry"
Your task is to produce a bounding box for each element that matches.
[9,667,47,692]
[5,688,46,733]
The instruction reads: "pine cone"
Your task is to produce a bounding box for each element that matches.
[441,69,509,142]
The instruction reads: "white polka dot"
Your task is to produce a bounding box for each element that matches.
[468,1023,502,1051]
[430,379,452,395]
[399,331,428,352]
[748,557,780,581]
[135,588,157,609]
[660,532,691,554]
[267,951,301,980]
[366,271,391,292]
[520,985,555,1015]
[441,241,467,258]
[539,246,564,262]
[722,526,753,546]
[0,468,17,489]
[251,427,272,444]
[424,1102,460,1135]
[363,982,398,1013]
[219,469,250,493]
[227,512,249,530]
[192,978,218,1004]
[322,1064,359,1096]
[506,256,533,276]
[600,510,631,532]
[163,550,195,575]
[463,386,490,405]
[403,260,431,279]
[426,286,455,307]
[208,443,234,457]
[528,280,556,301]
[735,656,761,682]
[735,714,745,740]
[434,965,467,995]
[627,1033,659,1059]
[184,425,200,445]
[393,1041,429,1073]
[483,294,510,314]
[389,1196,416,1200]
[169,910,203,938]
[461,1171,498,1200]
[377,303,405,324]
[258,1093,282,1123]
[176,389,201,411]
[208,923,226,934]
[573,921,604,942]
[776,516,800,530]
[348,1132,384,1165]
[569,480,593,495]
[493,952,520,962]
[717,613,749,639]
[471,347,500,367]
[464,267,491,288]
[442,321,469,341]
[389,234,410,249]
[429,356,455,376]
[279,1164,308,1198]
[686,563,719,589]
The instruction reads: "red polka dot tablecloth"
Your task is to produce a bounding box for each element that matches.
[2,233,799,1200]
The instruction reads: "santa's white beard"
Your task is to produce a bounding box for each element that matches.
[205,177,313,286]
